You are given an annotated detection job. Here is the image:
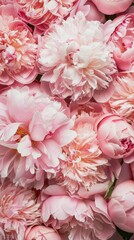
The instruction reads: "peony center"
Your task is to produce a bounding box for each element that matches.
[16,127,28,142]
[121,138,134,153]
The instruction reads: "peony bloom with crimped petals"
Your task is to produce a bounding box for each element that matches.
[70,0,105,23]
[41,194,115,240]
[55,111,118,198]
[0,4,38,85]
[25,226,62,240]
[0,181,40,240]
[15,0,77,31]
[105,13,134,71]
[0,84,76,188]
[109,73,134,123]
[37,12,117,103]
[108,180,134,233]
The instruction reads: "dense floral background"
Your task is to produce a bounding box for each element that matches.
[0,0,134,239]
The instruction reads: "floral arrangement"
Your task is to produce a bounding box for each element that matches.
[0,0,134,240]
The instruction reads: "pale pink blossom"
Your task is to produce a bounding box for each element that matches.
[91,0,133,15]
[109,73,134,123]
[108,180,134,233]
[41,194,115,240]
[105,13,134,71]
[0,85,76,188]
[70,0,105,22]
[37,12,117,103]
[25,226,61,240]
[55,111,116,197]
[0,4,38,85]
[15,0,77,31]
[0,181,40,240]
[97,114,134,161]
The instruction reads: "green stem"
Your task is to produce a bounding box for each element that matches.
[123,237,131,240]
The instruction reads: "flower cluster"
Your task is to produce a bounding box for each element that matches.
[0,0,134,240]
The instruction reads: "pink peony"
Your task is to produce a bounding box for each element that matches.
[0,4,38,85]
[91,0,133,15]
[109,73,134,123]
[41,195,78,228]
[37,12,117,103]
[0,181,40,240]
[15,0,77,31]
[70,0,105,22]
[42,194,115,240]
[108,180,134,233]
[0,84,76,188]
[55,111,118,197]
[25,226,61,240]
[106,13,134,71]
[97,114,134,160]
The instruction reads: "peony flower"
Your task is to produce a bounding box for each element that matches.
[106,13,134,71]
[91,0,133,15]
[70,0,105,23]
[108,180,134,233]
[0,84,76,188]
[69,195,115,240]
[0,181,40,240]
[15,0,77,31]
[41,194,115,240]
[37,12,117,103]
[41,195,78,228]
[25,226,61,240]
[55,111,116,197]
[109,73,134,123]
[97,114,134,160]
[0,4,38,85]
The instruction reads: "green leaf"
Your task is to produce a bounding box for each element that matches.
[104,179,116,199]
[117,227,133,240]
